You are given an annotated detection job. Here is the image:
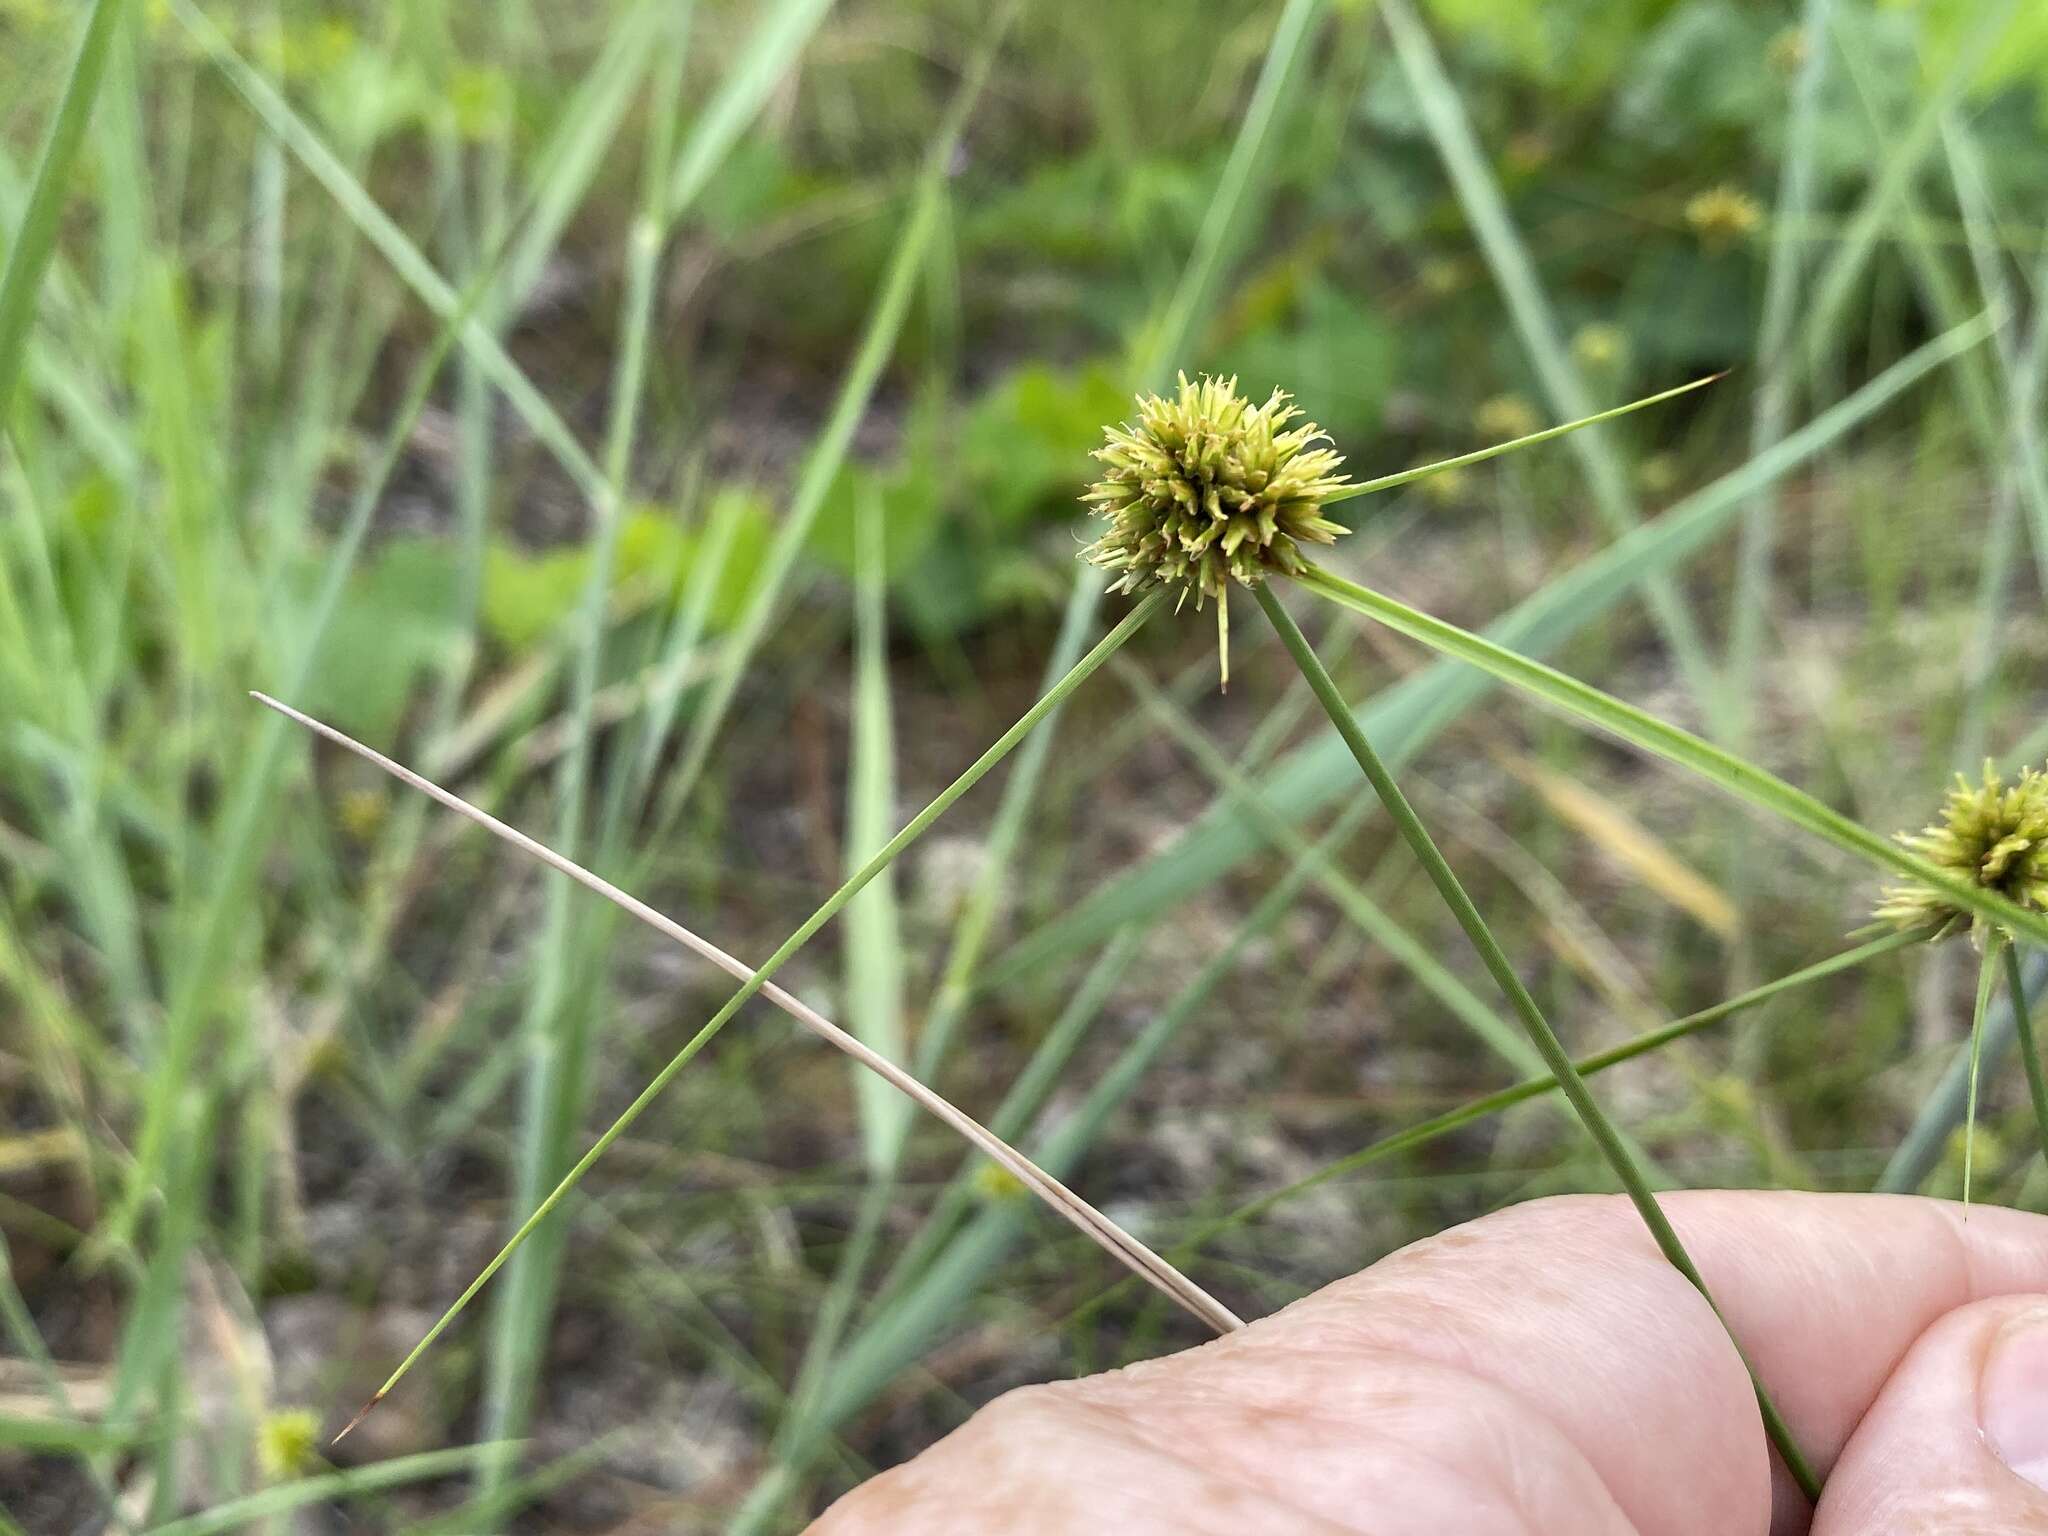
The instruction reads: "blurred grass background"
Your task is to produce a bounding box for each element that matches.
[4,0,2048,1528]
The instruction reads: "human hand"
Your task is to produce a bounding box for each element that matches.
[810,1191,2048,1534]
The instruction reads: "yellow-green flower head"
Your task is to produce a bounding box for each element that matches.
[1686,185,1763,249]
[257,1407,323,1480]
[1876,761,2048,940]
[1080,373,1352,607]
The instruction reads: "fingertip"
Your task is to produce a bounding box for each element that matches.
[1816,1293,2048,1533]
[1979,1301,2048,1492]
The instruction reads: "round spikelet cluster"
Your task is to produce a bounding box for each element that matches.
[1079,373,1353,607]
[1876,761,2048,939]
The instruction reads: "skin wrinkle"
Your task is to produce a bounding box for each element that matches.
[1269,1195,1764,1536]
[1075,1343,1630,1536]
[812,1193,2048,1535]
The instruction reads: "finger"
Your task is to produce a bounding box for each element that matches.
[813,1345,1633,1536]
[1814,1293,2048,1534]
[812,1192,2048,1535]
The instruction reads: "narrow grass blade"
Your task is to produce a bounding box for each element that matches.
[0,1414,150,1456]
[1255,580,1820,1499]
[498,1,665,306]
[1792,0,2019,380]
[477,7,694,1475]
[1325,374,1726,504]
[913,570,1104,1081]
[112,189,545,1241]
[1880,949,2048,1194]
[871,930,1143,1314]
[1045,929,1919,1326]
[1107,653,1541,1077]
[845,488,910,1167]
[1964,938,2002,1208]
[1141,0,1323,377]
[1296,563,2048,951]
[0,0,126,423]
[991,311,1995,984]
[667,0,836,212]
[1376,0,1721,716]
[819,794,1382,1445]
[140,1446,509,1536]
[1725,0,1838,985]
[257,590,1244,1434]
[1731,0,1834,680]
[2004,944,2048,1184]
[1942,114,2048,601]
[163,0,606,499]
[1213,930,1920,1244]
[653,7,1014,827]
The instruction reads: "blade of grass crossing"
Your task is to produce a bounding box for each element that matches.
[816,793,1382,1442]
[870,928,1144,1315]
[744,492,918,1528]
[320,590,1176,1428]
[109,173,567,1243]
[1790,0,2020,383]
[1107,652,1541,1077]
[1295,563,2048,951]
[1943,116,2048,600]
[1725,0,1832,989]
[1323,376,1725,505]
[141,1448,511,1536]
[497,0,665,308]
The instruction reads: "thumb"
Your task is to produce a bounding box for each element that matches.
[1815,1293,2048,1533]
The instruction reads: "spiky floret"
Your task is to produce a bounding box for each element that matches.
[1079,374,1352,686]
[1876,761,2048,941]
[1080,373,1352,602]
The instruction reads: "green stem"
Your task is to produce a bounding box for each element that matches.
[345,590,1165,1425]
[2004,941,2048,1180]
[1254,580,1822,1503]
[1296,563,2048,951]
[1965,936,2003,1208]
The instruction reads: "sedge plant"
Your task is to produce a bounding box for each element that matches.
[1875,762,2048,1202]
[1079,369,1824,1496]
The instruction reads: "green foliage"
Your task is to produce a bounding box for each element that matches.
[9,0,2048,1527]
[480,491,773,652]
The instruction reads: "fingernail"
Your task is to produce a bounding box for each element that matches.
[1983,1305,2048,1491]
